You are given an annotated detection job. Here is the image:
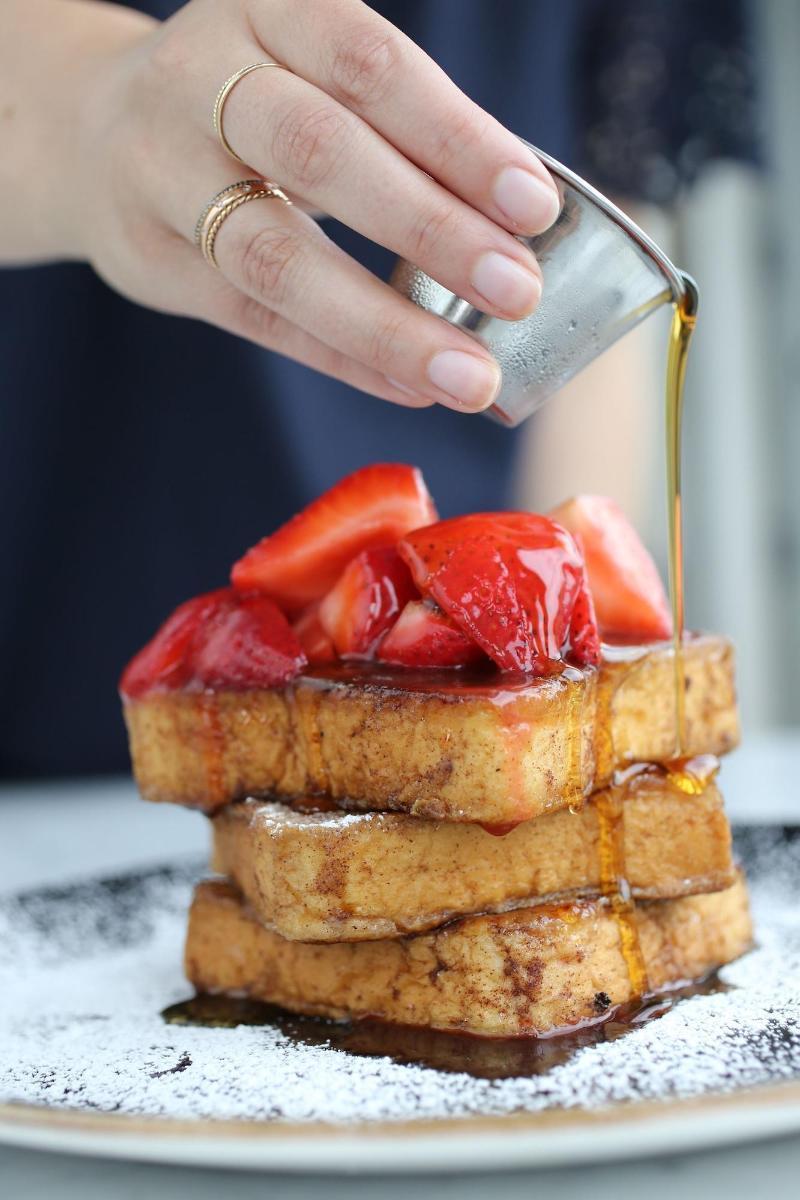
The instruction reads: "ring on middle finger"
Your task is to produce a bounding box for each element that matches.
[195,179,293,268]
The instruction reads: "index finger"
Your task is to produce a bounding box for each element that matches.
[250,0,560,236]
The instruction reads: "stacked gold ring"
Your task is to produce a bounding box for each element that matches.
[195,179,292,268]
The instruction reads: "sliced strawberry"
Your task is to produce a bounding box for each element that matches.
[119,589,228,698]
[548,495,672,641]
[292,604,336,665]
[231,464,437,614]
[569,577,602,666]
[378,600,486,668]
[120,588,307,697]
[191,591,307,689]
[399,513,600,674]
[318,546,417,659]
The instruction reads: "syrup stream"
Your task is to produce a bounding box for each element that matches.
[665,287,698,757]
[601,283,698,992]
[594,788,649,997]
[197,693,226,808]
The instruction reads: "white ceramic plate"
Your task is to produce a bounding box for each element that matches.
[0,827,798,1174]
[3,1085,800,1174]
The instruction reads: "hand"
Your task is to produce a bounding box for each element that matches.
[70,0,560,412]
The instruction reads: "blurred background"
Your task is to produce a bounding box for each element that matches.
[1,0,797,779]
[519,1,796,737]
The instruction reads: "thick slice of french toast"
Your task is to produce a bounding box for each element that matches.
[124,634,738,822]
[185,873,752,1037]
[123,633,738,820]
[211,770,735,941]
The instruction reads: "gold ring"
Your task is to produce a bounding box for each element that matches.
[195,179,292,269]
[213,61,290,166]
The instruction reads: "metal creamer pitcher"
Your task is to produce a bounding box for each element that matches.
[391,143,697,426]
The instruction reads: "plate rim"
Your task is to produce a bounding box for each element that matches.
[2,1080,800,1173]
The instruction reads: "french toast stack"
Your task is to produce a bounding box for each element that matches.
[121,467,751,1038]
[124,635,751,1037]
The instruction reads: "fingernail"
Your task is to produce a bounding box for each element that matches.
[426,350,501,411]
[472,251,542,317]
[493,165,560,233]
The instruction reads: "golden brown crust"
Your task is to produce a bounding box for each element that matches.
[124,635,739,822]
[211,775,735,941]
[184,874,752,1037]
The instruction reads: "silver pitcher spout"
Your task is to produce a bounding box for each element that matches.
[391,143,697,427]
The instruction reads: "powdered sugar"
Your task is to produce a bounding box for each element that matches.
[0,829,798,1126]
[245,797,381,833]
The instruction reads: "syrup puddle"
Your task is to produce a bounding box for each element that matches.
[163,975,730,1082]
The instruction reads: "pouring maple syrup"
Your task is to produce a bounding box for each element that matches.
[596,277,700,997]
[665,278,699,758]
[594,785,649,997]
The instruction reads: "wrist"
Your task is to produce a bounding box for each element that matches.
[0,2,158,264]
[56,5,159,262]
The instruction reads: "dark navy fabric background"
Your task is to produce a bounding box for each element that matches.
[0,1,756,776]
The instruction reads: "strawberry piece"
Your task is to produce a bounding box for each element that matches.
[292,604,336,665]
[399,513,600,674]
[119,590,228,698]
[319,546,417,659]
[191,591,307,689]
[569,577,602,665]
[120,588,307,697]
[548,495,672,641]
[231,464,437,614]
[378,600,486,668]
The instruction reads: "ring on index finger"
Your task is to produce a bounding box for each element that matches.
[213,61,293,166]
